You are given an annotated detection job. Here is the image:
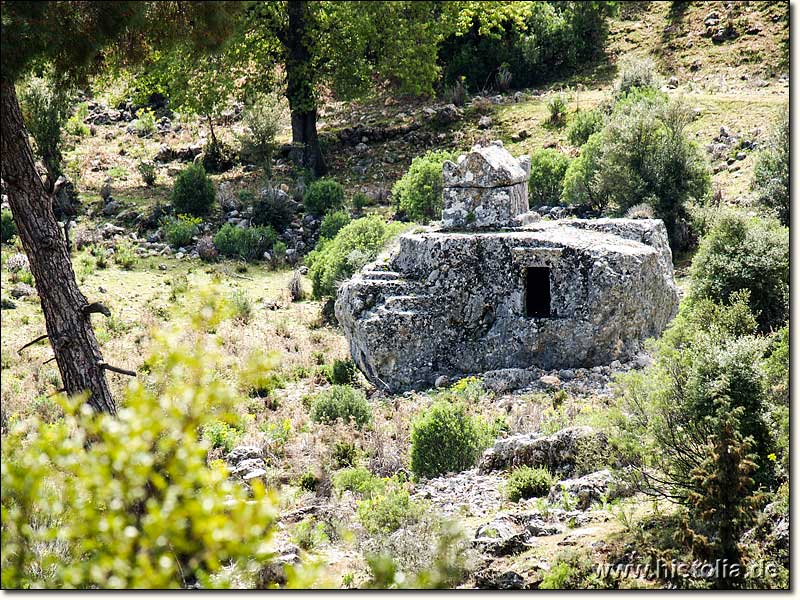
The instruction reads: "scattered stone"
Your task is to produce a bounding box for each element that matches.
[435,375,450,389]
[412,469,504,518]
[478,115,493,129]
[474,513,562,556]
[474,569,527,590]
[1,298,17,310]
[539,374,560,389]
[5,253,29,273]
[667,76,679,88]
[547,469,634,510]
[10,283,36,299]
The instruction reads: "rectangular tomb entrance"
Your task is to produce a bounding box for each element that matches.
[524,266,551,318]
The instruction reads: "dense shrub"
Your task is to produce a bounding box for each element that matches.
[113,240,138,270]
[17,76,69,184]
[325,358,358,385]
[689,212,788,333]
[1,209,17,243]
[528,149,570,206]
[616,293,777,496]
[547,93,567,126]
[310,385,372,429]
[505,466,554,502]
[566,109,604,146]
[439,2,616,91]
[409,401,491,479]
[239,92,285,176]
[305,216,409,298]
[304,178,345,216]
[751,107,789,226]
[391,150,456,224]
[613,55,660,99]
[562,95,710,251]
[162,214,201,248]
[319,209,351,240]
[213,224,277,260]
[0,318,278,588]
[201,419,242,453]
[130,107,156,136]
[333,467,386,498]
[64,102,89,137]
[171,164,215,216]
[357,486,424,534]
[251,188,295,233]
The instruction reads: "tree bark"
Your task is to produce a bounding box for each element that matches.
[286,0,327,177]
[1,78,116,414]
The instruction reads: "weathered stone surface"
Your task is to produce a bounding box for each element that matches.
[474,513,562,556]
[441,141,533,230]
[336,218,678,392]
[478,426,609,477]
[547,469,634,510]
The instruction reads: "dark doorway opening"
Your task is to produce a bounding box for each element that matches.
[525,267,551,318]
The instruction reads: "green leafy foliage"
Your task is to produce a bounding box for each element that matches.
[310,385,371,429]
[319,210,351,240]
[547,93,567,126]
[689,212,788,333]
[409,400,492,479]
[616,293,778,500]
[566,109,603,146]
[505,466,554,502]
[171,164,216,216]
[440,2,617,91]
[251,189,295,233]
[213,224,277,261]
[17,76,69,183]
[0,320,278,588]
[561,94,710,251]
[1,209,17,243]
[64,102,90,137]
[356,486,424,534]
[113,240,138,270]
[239,92,285,176]
[202,419,242,453]
[528,149,570,206]
[391,150,456,224]
[751,107,789,225]
[131,107,156,137]
[306,216,409,298]
[161,214,201,249]
[137,160,157,186]
[613,55,660,99]
[304,179,345,216]
[333,467,386,499]
[325,358,358,385]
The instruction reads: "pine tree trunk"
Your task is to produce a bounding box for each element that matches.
[286,0,327,178]
[1,78,116,414]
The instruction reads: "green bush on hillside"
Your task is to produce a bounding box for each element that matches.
[528,149,571,206]
[752,107,789,226]
[392,150,456,224]
[310,385,372,429]
[305,216,409,298]
[304,179,345,216]
[319,209,351,240]
[171,163,216,216]
[213,224,277,260]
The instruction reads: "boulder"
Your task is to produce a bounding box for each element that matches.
[474,513,562,556]
[478,426,610,477]
[547,469,634,510]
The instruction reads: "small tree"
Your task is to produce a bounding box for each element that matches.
[392,150,456,223]
[751,107,788,226]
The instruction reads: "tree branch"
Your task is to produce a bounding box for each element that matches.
[18,333,49,354]
[83,302,111,318]
[98,361,136,377]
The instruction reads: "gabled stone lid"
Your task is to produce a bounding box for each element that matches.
[442,140,530,189]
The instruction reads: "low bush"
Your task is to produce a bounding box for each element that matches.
[325,358,358,385]
[162,214,201,249]
[251,188,295,233]
[213,224,277,260]
[171,164,215,216]
[137,160,157,186]
[320,210,351,240]
[505,466,554,502]
[305,216,409,298]
[751,107,788,226]
[409,401,492,479]
[528,149,570,207]
[357,486,424,534]
[0,317,278,588]
[547,94,567,126]
[113,240,138,270]
[64,102,90,137]
[331,440,360,469]
[391,150,456,224]
[689,212,788,333]
[202,419,242,453]
[613,55,660,99]
[566,109,604,146]
[304,179,345,216]
[131,107,156,137]
[1,209,17,243]
[333,467,386,498]
[310,385,372,429]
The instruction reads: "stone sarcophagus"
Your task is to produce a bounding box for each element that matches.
[335,142,680,392]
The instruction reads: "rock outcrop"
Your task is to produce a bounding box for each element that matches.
[335,142,680,392]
